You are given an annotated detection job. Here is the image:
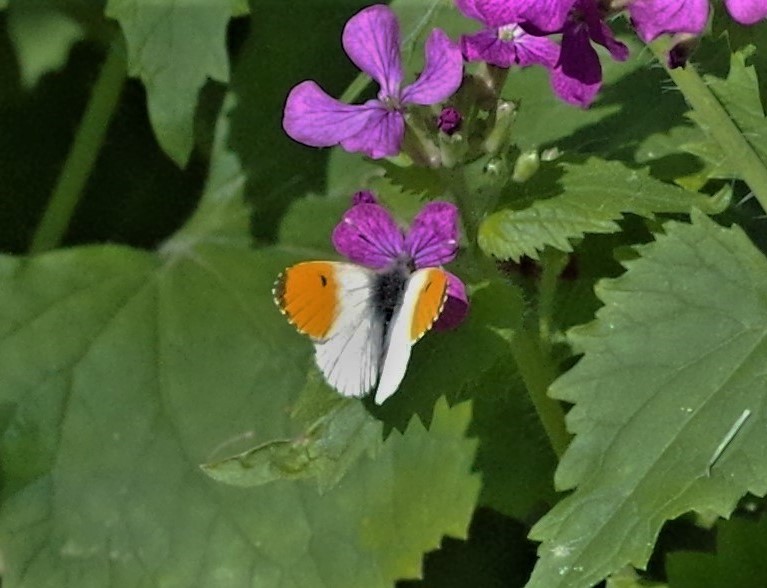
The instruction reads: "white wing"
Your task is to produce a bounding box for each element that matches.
[314,264,383,397]
[374,268,446,405]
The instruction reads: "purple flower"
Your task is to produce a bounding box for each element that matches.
[282,5,463,159]
[332,193,469,330]
[456,0,574,105]
[457,0,561,68]
[627,0,709,43]
[468,0,628,107]
[471,0,575,33]
[724,0,767,24]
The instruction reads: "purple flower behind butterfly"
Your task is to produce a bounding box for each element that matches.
[282,4,464,159]
[333,194,469,330]
[469,0,629,107]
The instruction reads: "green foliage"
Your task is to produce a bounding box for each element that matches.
[684,48,767,179]
[5,0,767,586]
[477,157,729,261]
[666,515,767,587]
[105,0,247,165]
[201,372,381,492]
[0,91,481,586]
[526,211,767,587]
[7,1,83,89]
[470,360,558,521]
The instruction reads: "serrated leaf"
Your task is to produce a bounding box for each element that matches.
[525,211,767,588]
[685,49,767,178]
[105,0,246,166]
[666,515,767,588]
[478,158,729,261]
[7,1,83,89]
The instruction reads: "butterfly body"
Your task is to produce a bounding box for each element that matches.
[274,260,448,404]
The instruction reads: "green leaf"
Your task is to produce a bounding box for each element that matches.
[684,49,767,178]
[7,1,84,89]
[0,95,480,585]
[666,515,767,588]
[525,211,767,588]
[478,158,729,261]
[470,359,558,521]
[105,0,246,166]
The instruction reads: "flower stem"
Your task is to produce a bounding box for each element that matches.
[29,37,127,254]
[650,41,767,211]
[508,328,571,458]
[538,248,569,352]
[444,167,480,251]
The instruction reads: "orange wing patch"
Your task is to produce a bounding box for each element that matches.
[274,261,339,339]
[409,268,448,342]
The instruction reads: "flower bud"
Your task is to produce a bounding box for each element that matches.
[512,150,540,183]
[437,107,462,135]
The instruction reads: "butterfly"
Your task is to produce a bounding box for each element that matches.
[273,260,449,404]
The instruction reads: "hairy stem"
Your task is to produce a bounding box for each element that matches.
[29,37,127,254]
[651,42,767,211]
[509,329,571,458]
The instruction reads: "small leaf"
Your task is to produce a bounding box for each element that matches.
[7,1,83,89]
[666,515,767,588]
[478,158,729,261]
[105,0,247,165]
[525,211,767,588]
[201,373,381,492]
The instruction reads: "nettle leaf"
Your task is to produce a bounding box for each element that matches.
[0,99,480,585]
[7,1,84,89]
[525,211,767,588]
[684,49,767,177]
[478,158,729,261]
[666,514,767,587]
[105,0,247,166]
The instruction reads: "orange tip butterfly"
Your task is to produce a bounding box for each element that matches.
[273,260,448,404]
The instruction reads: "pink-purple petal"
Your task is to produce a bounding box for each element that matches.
[475,0,576,31]
[401,29,464,105]
[332,203,405,268]
[628,0,709,42]
[554,25,602,107]
[461,26,560,68]
[405,202,459,267]
[455,0,484,20]
[340,108,405,159]
[283,81,384,149]
[342,4,403,100]
[433,271,469,331]
[725,0,767,24]
[580,0,629,61]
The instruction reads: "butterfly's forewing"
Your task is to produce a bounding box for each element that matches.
[274,261,383,397]
[374,267,448,405]
[274,261,340,340]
